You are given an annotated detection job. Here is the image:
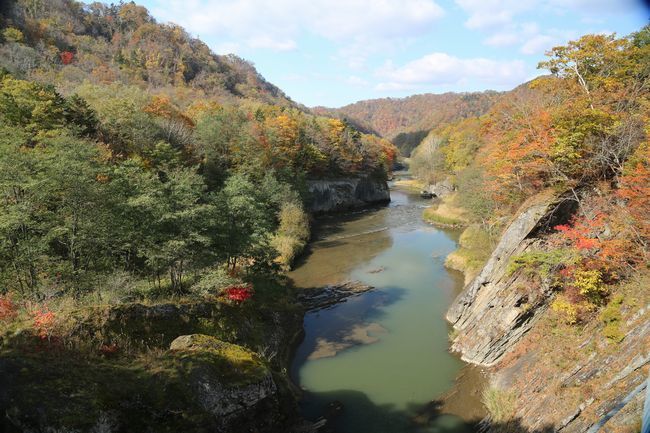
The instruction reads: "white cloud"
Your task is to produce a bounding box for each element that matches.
[375,52,528,91]
[520,28,580,55]
[346,75,370,86]
[456,0,590,56]
[484,32,519,47]
[150,0,444,53]
[456,0,532,30]
[520,34,557,54]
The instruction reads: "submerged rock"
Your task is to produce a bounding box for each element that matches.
[297,280,374,311]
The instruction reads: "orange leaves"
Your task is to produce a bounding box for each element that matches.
[143,96,194,128]
[31,308,56,340]
[554,214,604,252]
[480,98,555,206]
[617,144,650,239]
[0,295,18,322]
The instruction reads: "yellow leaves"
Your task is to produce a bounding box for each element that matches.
[265,114,299,148]
[143,95,194,128]
[327,118,346,146]
[2,27,24,43]
[573,269,607,303]
[185,101,221,122]
[551,295,579,325]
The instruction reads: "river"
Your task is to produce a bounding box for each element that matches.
[289,179,485,433]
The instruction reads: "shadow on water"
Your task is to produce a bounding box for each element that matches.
[300,388,556,433]
[291,286,408,370]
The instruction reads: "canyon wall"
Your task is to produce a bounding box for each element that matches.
[306,176,390,214]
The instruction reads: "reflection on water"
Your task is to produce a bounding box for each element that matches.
[289,185,483,433]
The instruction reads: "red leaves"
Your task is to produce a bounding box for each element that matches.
[0,295,17,322]
[224,284,254,303]
[60,51,74,65]
[553,214,603,252]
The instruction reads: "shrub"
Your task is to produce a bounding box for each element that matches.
[31,308,57,339]
[191,267,241,297]
[507,249,573,279]
[60,51,74,65]
[455,167,495,222]
[600,295,625,342]
[551,295,579,324]
[0,294,18,322]
[482,387,515,422]
[224,284,254,303]
[2,28,24,43]
[272,201,309,269]
[573,269,607,304]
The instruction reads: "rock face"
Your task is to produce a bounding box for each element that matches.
[427,178,454,198]
[306,176,389,213]
[446,191,572,366]
[169,334,278,426]
[490,294,649,433]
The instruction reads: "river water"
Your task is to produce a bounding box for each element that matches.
[289,180,484,433]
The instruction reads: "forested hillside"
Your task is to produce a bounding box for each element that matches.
[0,1,398,431]
[0,0,295,106]
[413,30,649,427]
[314,91,500,156]
[0,0,397,298]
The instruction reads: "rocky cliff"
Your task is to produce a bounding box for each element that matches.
[306,176,390,213]
[445,189,649,432]
[446,190,572,366]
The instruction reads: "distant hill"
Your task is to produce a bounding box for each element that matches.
[0,0,297,107]
[314,91,501,156]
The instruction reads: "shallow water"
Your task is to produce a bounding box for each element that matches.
[290,182,482,433]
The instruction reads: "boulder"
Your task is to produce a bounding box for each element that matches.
[169,334,278,421]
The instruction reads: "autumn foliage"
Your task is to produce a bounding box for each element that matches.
[224,284,254,303]
[31,308,56,339]
[59,51,74,65]
[0,295,17,322]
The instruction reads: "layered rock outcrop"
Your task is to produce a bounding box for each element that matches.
[306,176,389,213]
[446,191,573,366]
[445,188,649,432]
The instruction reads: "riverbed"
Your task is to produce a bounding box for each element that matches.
[289,181,485,433]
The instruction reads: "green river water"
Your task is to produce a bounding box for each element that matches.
[289,180,484,433]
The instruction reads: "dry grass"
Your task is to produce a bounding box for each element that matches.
[423,193,469,227]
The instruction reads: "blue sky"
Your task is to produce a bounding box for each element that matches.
[109,0,648,107]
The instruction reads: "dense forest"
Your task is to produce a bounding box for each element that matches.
[314,91,501,156]
[412,27,649,328]
[0,0,396,304]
